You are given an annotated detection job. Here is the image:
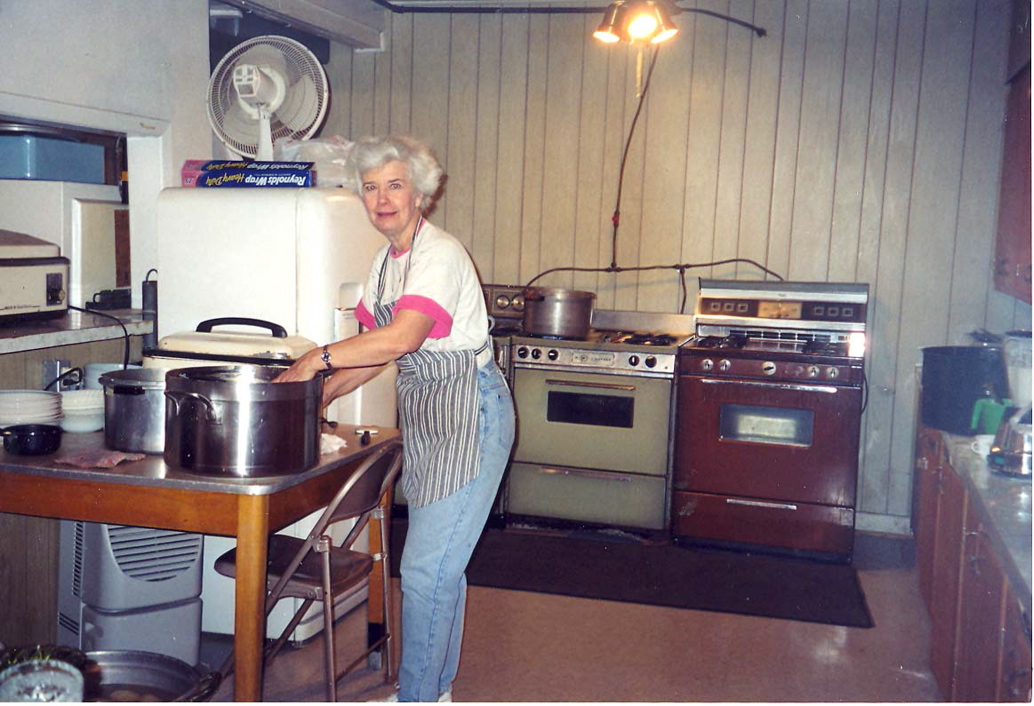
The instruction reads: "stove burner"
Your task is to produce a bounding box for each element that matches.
[593,330,679,347]
[690,333,850,358]
[527,333,582,341]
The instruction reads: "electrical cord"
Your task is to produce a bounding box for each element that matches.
[69,305,131,369]
[526,42,783,313]
[524,258,784,313]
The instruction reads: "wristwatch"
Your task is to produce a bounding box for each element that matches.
[321,345,332,370]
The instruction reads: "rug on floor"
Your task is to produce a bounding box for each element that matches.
[389,523,874,629]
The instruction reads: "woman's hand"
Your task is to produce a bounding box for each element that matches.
[273,350,320,383]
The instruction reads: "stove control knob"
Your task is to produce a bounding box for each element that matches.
[700,358,714,372]
[761,361,777,376]
[516,346,529,359]
[548,349,559,361]
[531,348,542,360]
[807,365,820,378]
[718,359,732,372]
[645,356,657,368]
[826,367,840,379]
[628,354,640,367]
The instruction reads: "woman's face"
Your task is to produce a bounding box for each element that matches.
[360,160,424,245]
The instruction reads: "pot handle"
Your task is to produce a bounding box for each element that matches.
[176,670,222,702]
[195,317,288,338]
[110,385,146,396]
[165,390,218,422]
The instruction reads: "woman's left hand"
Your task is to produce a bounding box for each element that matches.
[273,351,320,383]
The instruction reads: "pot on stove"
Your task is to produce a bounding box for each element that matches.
[522,287,595,339]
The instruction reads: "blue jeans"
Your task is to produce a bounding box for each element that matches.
[397,363,515,702]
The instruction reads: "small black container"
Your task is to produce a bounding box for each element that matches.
[1,424,62,455]
[921,346,1009,435]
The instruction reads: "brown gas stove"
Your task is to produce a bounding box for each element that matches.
[673,279,870,559]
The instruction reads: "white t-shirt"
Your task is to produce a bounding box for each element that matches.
[356,220,492,367]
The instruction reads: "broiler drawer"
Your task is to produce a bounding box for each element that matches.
[671,490,854,556]
[506,461,666,530]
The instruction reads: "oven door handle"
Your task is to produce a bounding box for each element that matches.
[545,379,637,392]
[726,498,799,511]
[699,378,839,394]
[540,466,633,482]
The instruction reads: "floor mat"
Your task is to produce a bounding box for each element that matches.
[390,523,874,629]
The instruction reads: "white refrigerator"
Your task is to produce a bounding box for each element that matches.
[156,186,397,641]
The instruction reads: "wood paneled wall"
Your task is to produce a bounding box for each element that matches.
[324,0,1031,534]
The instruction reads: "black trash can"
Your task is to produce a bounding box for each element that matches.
[921,346,1009,435]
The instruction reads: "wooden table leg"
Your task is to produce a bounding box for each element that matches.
[234,496,270,702]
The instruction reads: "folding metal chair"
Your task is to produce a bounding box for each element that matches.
[215,438,403,701]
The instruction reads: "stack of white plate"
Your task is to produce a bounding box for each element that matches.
[60,389,105,433]
[0,390,62,428]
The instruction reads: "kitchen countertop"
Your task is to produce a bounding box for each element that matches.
[942,432,1032,614]
[0,309,152,354]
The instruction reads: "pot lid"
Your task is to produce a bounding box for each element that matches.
[156,330,316,360]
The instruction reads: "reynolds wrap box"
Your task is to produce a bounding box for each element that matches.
[181,160,317,187]
[195,169,315,188]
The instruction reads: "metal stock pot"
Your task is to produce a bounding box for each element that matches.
[522,287,596,339]
[163,365,323,477]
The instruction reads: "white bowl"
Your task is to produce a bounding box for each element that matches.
[60,409,104,433]
[61,389,105,410]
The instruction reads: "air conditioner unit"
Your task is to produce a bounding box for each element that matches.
[57,521,203,666]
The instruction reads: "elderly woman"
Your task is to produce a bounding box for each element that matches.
[276,135,515,702]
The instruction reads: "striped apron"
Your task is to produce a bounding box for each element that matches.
[372,246,483,508]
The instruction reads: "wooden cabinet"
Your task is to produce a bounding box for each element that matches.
[913,425,1032,702]
[994,66,1032,303]
[1000,586,1033,702]
[913,427,940,605]
[995,1,1032,304]
[931,468,968,697]
[954,506,1008,701]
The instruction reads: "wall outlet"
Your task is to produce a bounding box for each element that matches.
[42,359,82,391]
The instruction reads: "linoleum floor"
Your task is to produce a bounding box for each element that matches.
[203,534,943,702]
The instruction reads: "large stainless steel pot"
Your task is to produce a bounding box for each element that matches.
[522,287,596,339]
[163,365,322,477]
[100,368,167,454]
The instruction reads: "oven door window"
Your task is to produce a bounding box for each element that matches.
[547,390,634,428]
[719,403,813,447]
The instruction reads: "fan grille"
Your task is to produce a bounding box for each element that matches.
[208,35,329,159]
[106,525,202,582]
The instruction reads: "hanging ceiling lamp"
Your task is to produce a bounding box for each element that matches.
[593,0,679,45]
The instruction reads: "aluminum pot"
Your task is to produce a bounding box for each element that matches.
[101,367,167,454]
[163,365,322,477]
[81,650,220,702]
[522,287,596,339]
[100,368,167,454]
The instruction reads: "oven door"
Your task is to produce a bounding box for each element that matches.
[675,375,861,506]
[512,366,672,475]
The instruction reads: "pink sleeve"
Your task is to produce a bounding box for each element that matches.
[355,300,377,330]
[395,294,453,338]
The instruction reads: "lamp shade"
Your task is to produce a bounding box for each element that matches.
[593,0,679,45]
[593,2,626,43]
[649,1,679,43]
